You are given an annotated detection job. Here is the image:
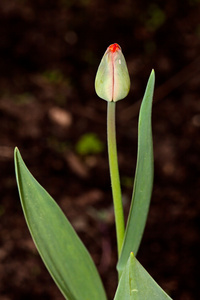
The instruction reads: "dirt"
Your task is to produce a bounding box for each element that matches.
[0,1,200,299]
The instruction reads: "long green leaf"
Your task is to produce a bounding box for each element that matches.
[14,148,107,300]
[114,252,173,300]
[118,70,155,272]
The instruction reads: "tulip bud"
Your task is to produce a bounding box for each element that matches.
[95,43,130,102]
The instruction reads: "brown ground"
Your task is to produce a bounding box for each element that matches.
[0,1,200,299]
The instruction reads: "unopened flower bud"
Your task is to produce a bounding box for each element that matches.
[95,43,130,102]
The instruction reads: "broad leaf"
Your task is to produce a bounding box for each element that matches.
[118,70,155,272]
[114,253,173,300]
[14,148,107,300]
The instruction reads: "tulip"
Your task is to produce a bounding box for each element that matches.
[95,43,131,257]
[95,43,130,102]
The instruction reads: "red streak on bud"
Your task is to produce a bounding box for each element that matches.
[108,43,121,53]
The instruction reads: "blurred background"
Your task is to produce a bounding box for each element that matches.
[0,0,200,299]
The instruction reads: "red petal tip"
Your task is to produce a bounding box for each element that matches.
[108,43,121,53]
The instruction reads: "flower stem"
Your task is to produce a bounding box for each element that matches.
[107,101,125,260]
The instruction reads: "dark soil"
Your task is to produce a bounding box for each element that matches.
[0,1,200,299]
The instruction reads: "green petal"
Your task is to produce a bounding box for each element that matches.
[113,50,130,101]
[95,49,113,101]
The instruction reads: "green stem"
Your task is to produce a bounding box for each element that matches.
[107,101,125,260]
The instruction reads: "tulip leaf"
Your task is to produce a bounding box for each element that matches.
[14,148,107,300]
[118,70,155,272]
[114,252,173,300]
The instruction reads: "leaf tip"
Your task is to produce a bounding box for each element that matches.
[14,147,21,162]
[14,146,19,154]
[150,69,155,81]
